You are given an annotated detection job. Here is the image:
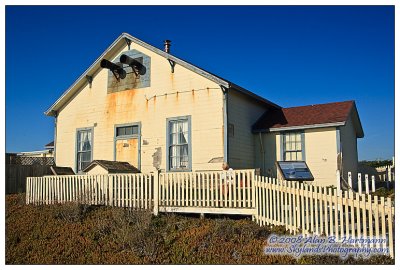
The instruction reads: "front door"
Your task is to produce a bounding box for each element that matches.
[115,124,140,169]
[116,138,139,168]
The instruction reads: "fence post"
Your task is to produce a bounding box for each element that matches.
[371,176,375,193]
[336,170,341,193]
[348,172,352,190]
[365,175,369,194]
[358,173,362,195]
[153,171,159,216]
[108,175,113,206]
[26,177,30,204]
[252,169,256,221]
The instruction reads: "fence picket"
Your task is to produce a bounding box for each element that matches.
[367,195,373,248]
[355,193,361,247]
[373,195,379,248]
[380,196,386,249]
[349,191,355,241]
[387,198,393,257]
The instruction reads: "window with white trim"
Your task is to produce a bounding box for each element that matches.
[167,117,191,171]
[282,131,304,161]
[76,128,93,172]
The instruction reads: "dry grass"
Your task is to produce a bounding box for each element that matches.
[6,194,394,264]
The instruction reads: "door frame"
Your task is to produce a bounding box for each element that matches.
[113,122,141,171]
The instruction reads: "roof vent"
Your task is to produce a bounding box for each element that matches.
[164,40,171,53]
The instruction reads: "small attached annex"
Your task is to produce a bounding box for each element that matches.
[253,101,364,187]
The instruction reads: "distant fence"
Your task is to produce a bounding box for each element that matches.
[5,154,55,194]
[375,165,395,182]
[342,172,395,195]
[26,169,395,258]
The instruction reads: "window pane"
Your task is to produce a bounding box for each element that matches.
[297,152,302,161]
[118,127,126,136]
[171,121,178,133]
[285,142,291,151]
[296,142,301,151]
[182,121,188,132]
[83,140,91,151]
[296,133,301,142]
[125,126,133,135]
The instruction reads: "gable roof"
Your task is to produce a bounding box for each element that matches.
[50,166,75,175]
[45,32,280,116]
[253,100,364,138]
[45,141,54,148]
[83,160,141,173]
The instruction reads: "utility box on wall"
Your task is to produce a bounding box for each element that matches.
[107,49,151,93]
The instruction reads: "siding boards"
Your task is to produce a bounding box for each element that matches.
[56,42,224,173]
[227,90,267,169]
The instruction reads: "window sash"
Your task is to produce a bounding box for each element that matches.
[77,129,92,171]
[168,118,190,170]
[282,131,303,161]
[116,125,139,137]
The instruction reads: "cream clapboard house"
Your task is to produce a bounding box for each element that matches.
[45,33,363,187]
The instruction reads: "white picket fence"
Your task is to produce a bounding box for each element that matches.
[341,171,394,195]
[26,174,154,210]
[26,169,395,258]
[253,175,394,257]
[159,170,255,215]
[376,165,395,182]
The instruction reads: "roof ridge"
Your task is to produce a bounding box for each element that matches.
[45,32,280,115]
[283,100,354,110]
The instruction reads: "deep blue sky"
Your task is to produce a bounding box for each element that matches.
[6,6,394,160]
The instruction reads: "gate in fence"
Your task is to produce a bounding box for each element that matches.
[26,170,395,258]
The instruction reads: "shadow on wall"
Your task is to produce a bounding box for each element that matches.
[260,133,277,178]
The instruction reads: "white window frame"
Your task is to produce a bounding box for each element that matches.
[280,130,305,161]
[166,116,192,172]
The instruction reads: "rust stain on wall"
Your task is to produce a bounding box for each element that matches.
[105,89,137,128]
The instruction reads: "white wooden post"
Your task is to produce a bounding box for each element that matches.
[348,172,352,190]
[153,171,159,216]
[26,177,30,204]
[108,175,113,206]
[336,170,341,193]
[365,174,369,194]
[387,197,393,258]
[251,169,256,221]
[358,173,362,195]
[371,176,375,192]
